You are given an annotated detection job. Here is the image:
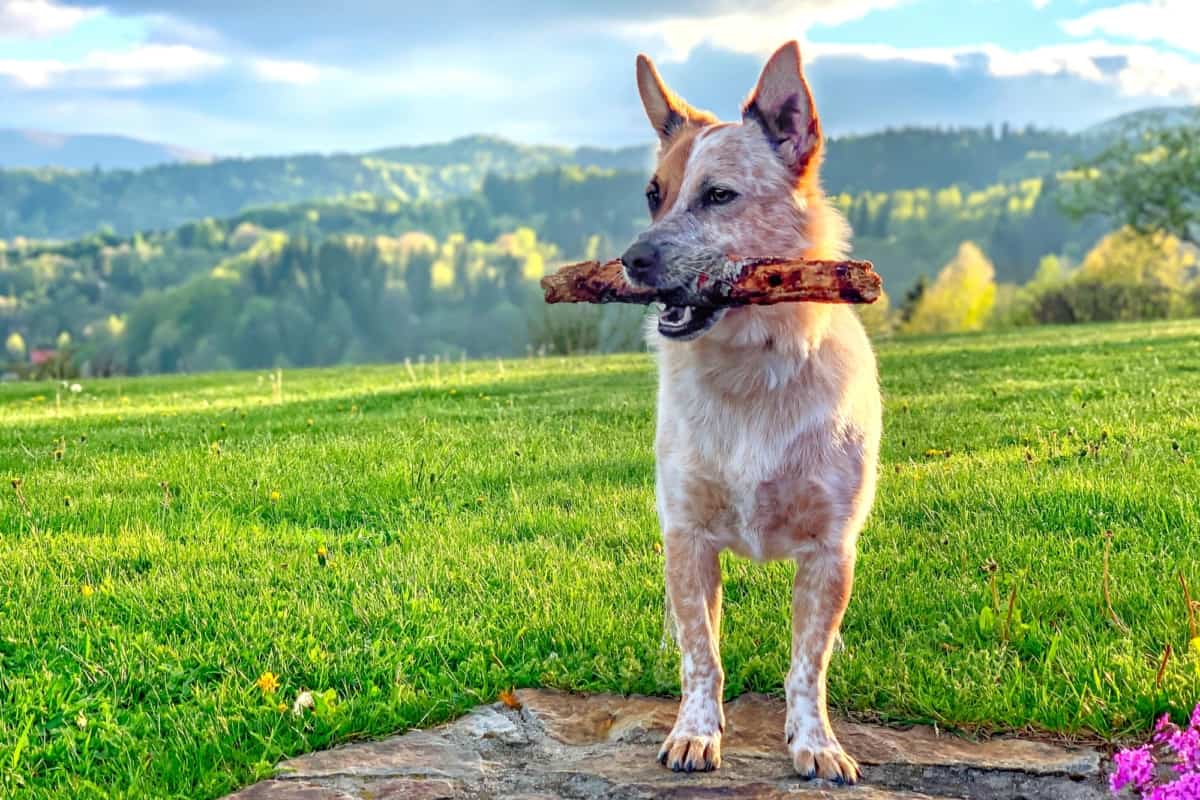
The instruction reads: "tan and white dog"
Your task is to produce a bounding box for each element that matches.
[621,41,881,784]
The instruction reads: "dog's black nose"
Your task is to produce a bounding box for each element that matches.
[621,241,661,284]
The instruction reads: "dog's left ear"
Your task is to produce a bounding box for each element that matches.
[742,41,821,177]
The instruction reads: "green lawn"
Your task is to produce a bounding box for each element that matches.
[3,320,1200,798]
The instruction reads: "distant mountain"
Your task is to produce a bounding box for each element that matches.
[0,118,1131,241]
[1084,105,1199,138]
[369,134,652,173]
[0,129,213,171]
[0,135,654,240]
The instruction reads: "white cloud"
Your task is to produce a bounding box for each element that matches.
[1061,0,1200,54]
[616,0,1200,105]
[251,57,325,85]
[1032,0,1051,8]
[0,44,226,89]
[0,0,96,38]
[614,0,906,62]
[143,13,228,50]
[804,40,1200,102]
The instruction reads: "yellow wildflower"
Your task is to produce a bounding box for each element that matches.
[256,671,280,694]
[81,583,95,598]
[269,491,281,503]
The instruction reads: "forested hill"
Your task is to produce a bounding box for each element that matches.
[1,126,1101,241]
[823,125,1097,193]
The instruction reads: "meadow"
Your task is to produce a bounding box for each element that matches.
[2,319,1200,799]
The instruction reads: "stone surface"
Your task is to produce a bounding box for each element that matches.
[276,730,488,781]
[224,689,1109,800]
[460,706,529,746]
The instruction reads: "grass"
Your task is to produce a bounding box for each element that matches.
[2,320,1200,798]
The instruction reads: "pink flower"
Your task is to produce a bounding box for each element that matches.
[1143,773,1200,800]
[1166,728,1200,774]
[1110,704,1200,798]
[1111,745,1156,794]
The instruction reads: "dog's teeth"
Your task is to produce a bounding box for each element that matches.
[679,307,693,324]
[656,302,667,311]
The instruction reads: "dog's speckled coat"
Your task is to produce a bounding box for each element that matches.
[627,41,882,784]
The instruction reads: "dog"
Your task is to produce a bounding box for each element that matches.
[620,41,882,784]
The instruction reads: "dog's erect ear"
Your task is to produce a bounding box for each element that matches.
[742,41,822,176]
[636,54,699,147]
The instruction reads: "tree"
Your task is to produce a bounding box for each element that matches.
[450,238,472,305]
[1064,110,1200,247]
[1052,227,1196,322]
[871,197,891,238]
[903,242,997,334]
[1075,227,1194,289]
[5,331,25,361]
[404,247,435,312]
[898,274,928,324]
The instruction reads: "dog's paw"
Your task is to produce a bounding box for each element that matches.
[657,731,722,773]
[789,739,860,785]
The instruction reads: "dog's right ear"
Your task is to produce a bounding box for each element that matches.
[636,54,696,148]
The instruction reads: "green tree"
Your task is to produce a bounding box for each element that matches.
[904,242,997,334]
[1075,227,1194,289]
[405,247,435,312]
[1051,227,1196,322]
[1065,110,1200,247]
[5,331,26,361]
[898,274,928,324]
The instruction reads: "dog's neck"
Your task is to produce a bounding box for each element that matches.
[654,187,847,398]
[658,304,834,397]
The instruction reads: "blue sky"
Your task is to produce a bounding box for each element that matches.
[1,0,1197,155]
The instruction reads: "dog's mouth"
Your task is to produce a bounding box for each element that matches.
[656,303,726,340]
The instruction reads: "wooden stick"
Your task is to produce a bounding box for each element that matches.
[540,257,882,307]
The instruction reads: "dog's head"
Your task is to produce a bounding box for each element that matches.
[622,41,829,342]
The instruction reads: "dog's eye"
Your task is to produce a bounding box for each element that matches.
[704,187,738,206]
[646,186,661,214]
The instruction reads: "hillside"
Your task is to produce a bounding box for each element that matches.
[0,157,1119,377]
[0,128,212,171]
[0,126,1099,241]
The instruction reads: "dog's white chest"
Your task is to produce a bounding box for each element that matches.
[655,371,836,562]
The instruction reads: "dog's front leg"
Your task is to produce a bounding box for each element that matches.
[787,548,860,784]
[659,531,724,772]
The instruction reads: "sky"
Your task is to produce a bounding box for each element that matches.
[0,0,1198,156]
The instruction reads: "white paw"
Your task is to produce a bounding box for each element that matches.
[658,729,722,772]
[788,733,860,785]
